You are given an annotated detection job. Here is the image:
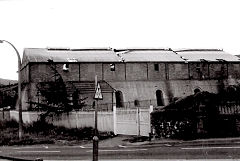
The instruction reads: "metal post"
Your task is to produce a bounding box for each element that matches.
[137,107,140,136]
[18,57,23,140]
[93,75,99,161]
[95,100,98,135]
[113,105,117,135]
[93,100,99,161]
[0,40,23,140]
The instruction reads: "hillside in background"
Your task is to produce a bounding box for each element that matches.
[0,78,17,86]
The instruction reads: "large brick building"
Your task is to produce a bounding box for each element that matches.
[20,48,240,110]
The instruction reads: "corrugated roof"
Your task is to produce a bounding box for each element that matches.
[119,49,184,62]
[175,49,240,62]
[22,48,120,66]
[22,48,185,65]
[22,48,240,66]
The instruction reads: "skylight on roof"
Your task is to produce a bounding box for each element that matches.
[67,58,78,62]
[47,47,70,51]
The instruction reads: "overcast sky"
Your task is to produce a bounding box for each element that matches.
[0,0,240,80]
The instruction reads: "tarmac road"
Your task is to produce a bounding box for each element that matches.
[1,137,240,161]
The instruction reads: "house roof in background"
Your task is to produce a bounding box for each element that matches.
[175,49,240,62]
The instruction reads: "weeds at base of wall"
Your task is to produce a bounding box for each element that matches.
[0,119,114,146]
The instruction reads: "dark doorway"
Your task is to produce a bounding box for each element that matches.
[116,91,124,107]
[156,90,164,106]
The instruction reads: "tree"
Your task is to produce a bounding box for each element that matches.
[0,85,18,110]
[29,59,86,122]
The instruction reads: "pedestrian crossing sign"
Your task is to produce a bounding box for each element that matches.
[94,83,103,100]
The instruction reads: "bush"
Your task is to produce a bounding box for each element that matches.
[151,110,196,140]
[0,119,19,129]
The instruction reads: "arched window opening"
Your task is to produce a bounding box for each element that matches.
[156,90,164,106]
[115,91,124,107]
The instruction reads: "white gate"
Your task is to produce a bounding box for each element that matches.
[113,106,153,136]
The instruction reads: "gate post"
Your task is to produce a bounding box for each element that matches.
[76,111,79,129]
[150,105,153,132]
[150,105,153,113]
[149,105,154,140]
[113,105,117,135]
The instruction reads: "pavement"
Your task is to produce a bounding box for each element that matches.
[44,160,240,161]
[93,135,240,148]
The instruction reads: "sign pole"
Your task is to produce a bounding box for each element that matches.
[93,75,99,161]
[93,99,98,161]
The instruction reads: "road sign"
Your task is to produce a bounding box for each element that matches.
[94,83,103,100]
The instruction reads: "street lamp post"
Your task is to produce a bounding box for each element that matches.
[0,40,23,140]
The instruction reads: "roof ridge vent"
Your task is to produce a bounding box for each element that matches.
[47,47,71,51]
[116,48,171,51]
[70,47,112,51]
[175,49,223,52]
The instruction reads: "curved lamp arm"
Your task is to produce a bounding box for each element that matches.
[0,40,21,64]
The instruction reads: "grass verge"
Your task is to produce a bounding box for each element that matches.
[0,119,114,146]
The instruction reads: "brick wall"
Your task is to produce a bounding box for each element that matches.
[228,63,240,79]
[126,63,148,80]
[148,63,166,80]
[22,82,113,111]
[30,63,55,82]
[109,80,221,107]
[209,63,228,79]
[168,63,189,80]
[81,92,113,106]
[80,63,103,81]
[103,63,126,81]
[56,63,79,81]
[23,61,240,110]
[189,63,210,80]
[21,65,29,83]
[21,84,31,110]
[28,62,240,82]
